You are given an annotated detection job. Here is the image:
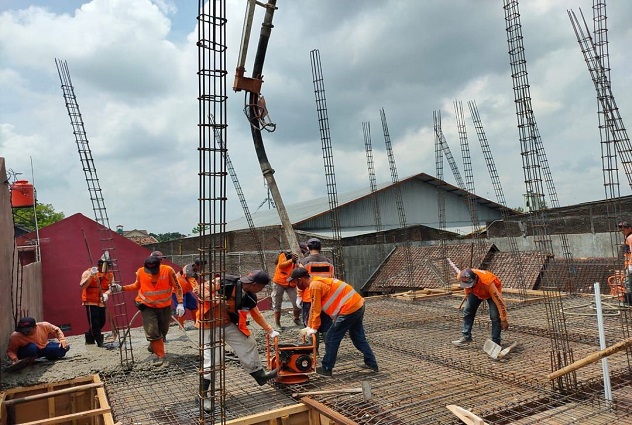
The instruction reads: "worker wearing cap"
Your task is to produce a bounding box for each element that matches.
[6,317,70,366]
[618,222,632,305]
[271,249,302,328]
[289,268,378,377]
[193,270,280,412]
[110,256,184,366]
[79,258,113,347]
[452,268,508,347]
[173,258,204,328]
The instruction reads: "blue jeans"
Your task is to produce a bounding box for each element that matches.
[462,293,501,344]
[18,342,69,360]
[172,292,198,311]
[321,305,377,371]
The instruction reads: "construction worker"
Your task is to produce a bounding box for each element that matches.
[6,317,70,367]
[110,256,184,366]
[79,258,113,347]
[452,268,509,347]
[173,259,204,329]
[618,221,632,305]
[194,270,280,412]
[272,250,302,328]
[299,238,332,266]
[289,268,378,377]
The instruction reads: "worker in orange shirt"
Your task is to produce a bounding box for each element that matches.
[271,250,302,328]
[6,317,69,367]
[110,256,184,366]
[289,268,378,377]
[452,268,509,347]
[79,258,113,347]
[618,221,632,305]
[173,259,204,328]
[194,270,280,412]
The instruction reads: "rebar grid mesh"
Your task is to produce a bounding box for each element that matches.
[99,296,632,424]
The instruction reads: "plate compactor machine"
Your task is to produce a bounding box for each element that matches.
[266,334,317,384]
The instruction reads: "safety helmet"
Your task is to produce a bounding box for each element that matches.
[458,269,476,288]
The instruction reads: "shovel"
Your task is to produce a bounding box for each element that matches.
[483,339,518,360]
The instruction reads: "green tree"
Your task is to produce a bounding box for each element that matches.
[13,203,65,230]
[151,232,187,242]
[191,224,208,234]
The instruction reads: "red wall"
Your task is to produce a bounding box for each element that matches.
[23,213,179,336]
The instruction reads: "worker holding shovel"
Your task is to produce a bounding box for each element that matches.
[452,268,509,347]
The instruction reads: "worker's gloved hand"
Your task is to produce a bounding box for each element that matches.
[628,265,632,274]
[300,327,317,337]
[91,266,98,275]
[176,304,185,317]
[268,329,280,339]
[110,283,122,293]
[501,319,509,331]
[296,299,302,308]
[102,293,108,303]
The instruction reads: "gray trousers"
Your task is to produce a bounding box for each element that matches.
[202,323,262,380]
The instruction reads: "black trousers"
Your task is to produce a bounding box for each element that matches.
[85,305,106,346]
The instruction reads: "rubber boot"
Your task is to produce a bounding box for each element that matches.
[250,368,278,386]
[94,333,104,347]
[625,293,632,306]
[293,308,302,326]
[201,378,212,413]
[274,311,283,330]
[84,332,95,345]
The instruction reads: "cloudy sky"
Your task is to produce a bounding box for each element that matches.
[2,0,632,235]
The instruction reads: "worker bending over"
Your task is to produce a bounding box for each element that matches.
[7,317,70,366]
[452,268,509,347]
[194,270,280,413]
[289,268,378,377]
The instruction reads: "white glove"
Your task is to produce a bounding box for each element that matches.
[91,266,98,275]
[102,293,108,303]
[628,265,632,274]
[110,283,122,293]
[268,329,280,338]
[176,304,185,317]
[296,299,302,308]
[300,327,317,337]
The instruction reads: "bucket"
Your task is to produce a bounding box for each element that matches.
[10,180,35,208]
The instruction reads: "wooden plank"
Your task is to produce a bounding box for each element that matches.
[15,406,111,425]
[224,404,309,425]
[92,374,116,425]
[300,397,359,425]
[5,383,104,406]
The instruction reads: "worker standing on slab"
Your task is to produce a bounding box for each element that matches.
[6,317,70,365]
[79,258,113,347]
[618,221,632,305]
[194,270,280,412]
[452,268,509,347]
[174,259,204,329]
[299,238,332,266]
[272,249,302,329]
[289,268,378,377]
[110,256,184,366]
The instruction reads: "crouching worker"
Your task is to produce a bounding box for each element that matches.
[6,317,70,366]
[109,256,184,366]
[194,270,280,413]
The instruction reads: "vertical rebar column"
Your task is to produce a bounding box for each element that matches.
[55,58,133,369]
[434,111,450,289]
[380,108,414,283]
[468,100,528,297]
[363,122,385,250]
[503,0,575,391]
[310,49,345,279]
[197,1,228,423]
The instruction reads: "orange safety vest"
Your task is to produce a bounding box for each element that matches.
[82,271,113,305]
[298,262,335,302]
[176,272,196,294]
[134,265,180,308]
[272,252,296,287]
[467,269,502,301]
[195,280,235,329]
[308,276,363,330]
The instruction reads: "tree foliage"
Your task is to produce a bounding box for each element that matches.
[13,203,65,230]
[151,232,187,242]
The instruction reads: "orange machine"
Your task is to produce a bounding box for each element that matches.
[266,334,317,384]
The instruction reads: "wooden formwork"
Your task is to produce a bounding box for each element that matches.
[0,374,115,425]
[225,398,359,425]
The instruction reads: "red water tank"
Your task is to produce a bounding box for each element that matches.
[10,180,35,208]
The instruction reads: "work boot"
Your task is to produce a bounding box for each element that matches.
[625,293,632,306]
[250,368,278,386]
[94,333,104,347]
[201,379,213,413]
[84,332,95,345]
[293,308,302,326]
[452,336,473,346]
[316,366,332,377]
[356,362,379,372]
[274,311,284,330]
